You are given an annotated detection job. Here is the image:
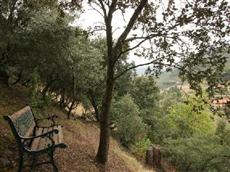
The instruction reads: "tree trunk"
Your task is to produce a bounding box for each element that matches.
[0,70,9,86]
[96,62,115,164]
[59,89,65,108]
[95,0,146,163]
[94,104,100,122]
[89,95,100,122]
[67,100,75,119]
[42,84,49,98]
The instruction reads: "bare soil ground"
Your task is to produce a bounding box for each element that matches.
[0,83,154,172]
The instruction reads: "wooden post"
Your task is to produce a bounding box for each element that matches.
[146,146,153,165]
[146,145,161,169]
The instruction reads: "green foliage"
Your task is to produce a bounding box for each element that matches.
[146,94,215,144]
[163,120,230,172]
[29,70,51,117]
[163,135,230,172]
[1,0,229,166]
[111,95,147,147]
[131,137,151,160]
[167,95,215,139]
[0,0,106,118]
[215,119,230,145]
[144,111,169,144]
[130,76,159,110]
[159,87,182,114]
[129,76,161,142]
[163,108,230,172]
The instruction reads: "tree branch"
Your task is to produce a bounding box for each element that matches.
[114,59,155,80]
[114,58,185,80]
[98,0,107,18]
[114,0,148,49]
[117,37,150,59]
[108,0,117,19]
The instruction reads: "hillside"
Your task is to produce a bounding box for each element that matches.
[135,66,180,90]
[0,83,154,172]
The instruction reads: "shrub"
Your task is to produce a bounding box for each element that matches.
[29,69,51,117]
[111,94,147,147]
[163,120,230,172]
[131,137,151,160]
[167,95,215,139]
[163,134,230,172]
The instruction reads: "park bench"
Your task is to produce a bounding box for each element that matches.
[3,106,67,172]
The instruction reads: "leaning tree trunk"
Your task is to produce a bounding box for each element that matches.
[59,89,65,108]
[96,61,115,164]
[67,100,75,119]
[89,94,100,122]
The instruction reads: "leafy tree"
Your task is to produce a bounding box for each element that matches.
[0,0,100,120]
[111,94,147,147]
[0,0,64,84]
[163,120,230,172]
[84,38,136,121]
[143,87,182,143]
[164,135,230,172]
[159,87,182,114]
[131,137,151,160]
[129,76,161,142]
[167,95,215,139]
[114,61,134,98]
[79,0,230,164]
[130,76,159,110]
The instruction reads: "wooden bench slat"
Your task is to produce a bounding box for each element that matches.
[32,126,64,150]
[47,126,58,145]
[38,128,49,150]
[31,128,43,150]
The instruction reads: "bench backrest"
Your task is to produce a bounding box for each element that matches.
[4,106,36,140]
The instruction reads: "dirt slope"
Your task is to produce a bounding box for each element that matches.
[0,83,154,172]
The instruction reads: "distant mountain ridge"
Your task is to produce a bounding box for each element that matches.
[135,57,230,90]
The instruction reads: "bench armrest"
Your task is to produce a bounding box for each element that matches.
[21,129,59,140]
[35,115,58,127]
[22,129,58,150]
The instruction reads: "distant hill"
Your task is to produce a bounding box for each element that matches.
[157,69,180,89]
[135,66,180,89]
[135,57,230,90]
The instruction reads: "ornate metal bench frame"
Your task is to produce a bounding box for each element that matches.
[3,106,67,172]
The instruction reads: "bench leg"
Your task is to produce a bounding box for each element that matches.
[48,149,58,172]
[18,154,24,172]
[51,156,58,172]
